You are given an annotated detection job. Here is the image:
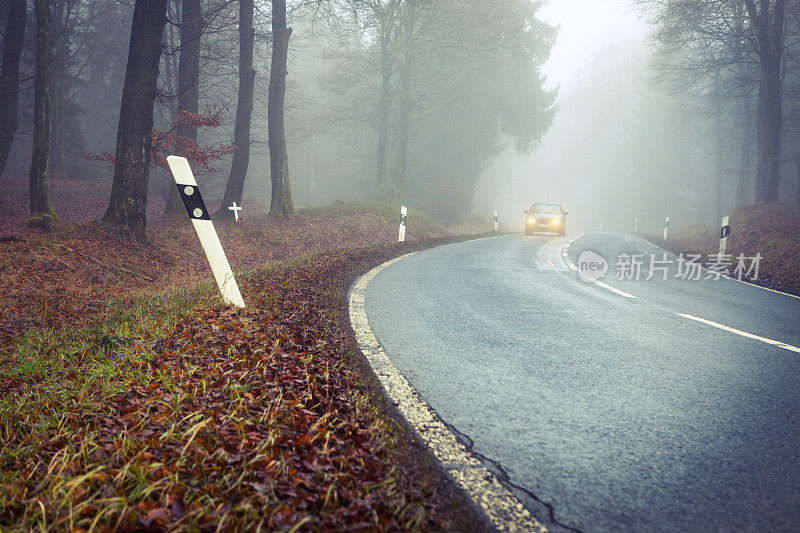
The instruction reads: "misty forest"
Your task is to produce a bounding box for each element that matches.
[2,0,800,233]
[4,1,800,531]
[1,0,558,234]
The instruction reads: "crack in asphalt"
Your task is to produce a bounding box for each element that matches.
[445,422,584,533]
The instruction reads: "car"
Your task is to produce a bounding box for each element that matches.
[524,202,568,236]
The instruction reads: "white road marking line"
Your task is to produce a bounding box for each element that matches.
[560,234,637,298]
[560,234,582,272]
[536,236,570,271]
[350,255,547,533]
[594,280,637,299]
[677,313,800,353]
[643,237,800,301]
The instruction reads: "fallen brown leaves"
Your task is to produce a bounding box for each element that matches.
[657,202,800,294]
[0,178,450,346]
[2,242,471,531]
[0,179,483,531]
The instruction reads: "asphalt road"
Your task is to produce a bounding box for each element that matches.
[362,233,800,532]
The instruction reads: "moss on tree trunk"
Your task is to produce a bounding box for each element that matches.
[101,0,168,238]
[29,0,58,229]
[267,0,295,217]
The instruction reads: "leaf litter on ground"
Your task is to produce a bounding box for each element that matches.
[0,181,489,531]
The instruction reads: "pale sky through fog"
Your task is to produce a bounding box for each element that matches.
[537,0,648,90]
[474,0,652,227]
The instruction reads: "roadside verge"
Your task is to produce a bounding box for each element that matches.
[1,238,491,531]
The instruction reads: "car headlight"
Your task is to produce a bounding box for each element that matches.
[527,218,536,224]
[551,218,561,225]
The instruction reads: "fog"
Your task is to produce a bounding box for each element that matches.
[2,0,799,231]
[475,1,717,234]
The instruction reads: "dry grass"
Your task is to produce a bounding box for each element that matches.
[663,202,800,294]
[0,179,483,531]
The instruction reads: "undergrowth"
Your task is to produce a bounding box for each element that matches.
[1,241,476,532]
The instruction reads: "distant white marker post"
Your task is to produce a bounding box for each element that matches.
[493,210,499,232]
[228,201,243,221]
[166,156,246,308]
[663,216,670,240]
[600,217,604,232]
[720,215,730,255]
[398,205,407,243]
[634,217,639,233]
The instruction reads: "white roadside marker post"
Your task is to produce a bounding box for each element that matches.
[167,156,246,309]
[398,205,407,242]
[720,215,731,255]
[600,217,603,232]
[634,217,639,233]
[663,216,670,240]
[493,210,499,232]
[228,201,243,221]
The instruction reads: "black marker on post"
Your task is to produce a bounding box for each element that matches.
[720,216,730,255]
[167,156,246,308]
[398,206,407,242]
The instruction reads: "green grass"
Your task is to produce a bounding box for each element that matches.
[1,283,219,382]
[0,212,486,530]
[0,280,229,531]
[0,281,220,462]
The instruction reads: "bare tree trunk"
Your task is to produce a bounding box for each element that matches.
[165,0,202,215]
[161,0,179,202]
[101,0,168,237]
[755,70,765,201]
[393,47,412,201]
[795,159,800,210]
[0,0,26,181]
[736,93,754,207]
[762,51,782,201]
[50,0,74,180]
[375,8,396,202]
[268,0,295,216]
[734,0,753,208]
[377,42,392,201]
[745,0,785,203]
[308,153,315,204]
[29,0,58,227]
[714,74,723,224]
[218,0,255,216]
[714,90,724,221]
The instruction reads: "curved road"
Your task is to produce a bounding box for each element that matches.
[362,233,800,532]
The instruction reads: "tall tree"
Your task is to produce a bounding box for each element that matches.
[50,0,77,180]
[268,0,295,216]
[734,0,757,208]
[638,0,789,204]
[744,0,786,202]
[218,0,255,215]
[0,0,26,181]
[392,3,414,201]
[101,0,168,237]
[375,0,400,201]
[321,0,556,217]
[29,0,58,227]
[165,0,202,215]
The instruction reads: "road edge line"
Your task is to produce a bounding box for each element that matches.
[676,313,800,353]
[561,234,638,299]
[642,236,800,301]
[349,252,548,533]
